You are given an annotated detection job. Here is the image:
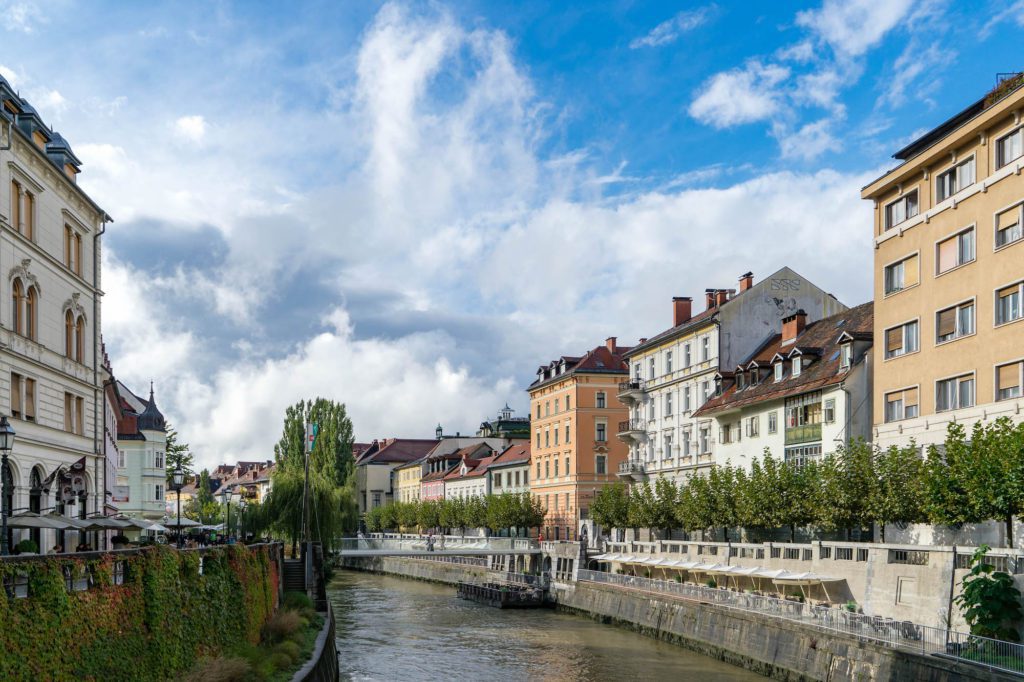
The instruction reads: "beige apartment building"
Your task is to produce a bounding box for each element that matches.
[862,76,1024,450]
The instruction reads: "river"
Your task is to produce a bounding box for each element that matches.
[329,571,766,681]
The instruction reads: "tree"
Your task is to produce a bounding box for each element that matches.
[396,501,419,531]
[777,457,819,543]
[164,426,194,485]
[676,474,715,536]
[464,496,489,533]
[958,418,1024,548]
[417,499,440,531]
[708,465,739,540]
[627,482,657,536]
[591,483,630,539]
[815,440,876,538]
[652,477,679,538]
[955,545,1023,641]
[183,468,222,524]
[486,493,516,535]
[870,443,926,542]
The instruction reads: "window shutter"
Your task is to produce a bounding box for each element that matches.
[25,379,35,419]
[937,308,957,338]
[937,237,957,272]
[999,284,1019,300]
[11,374,21,414]
[999,363,1021,390]
[904,254,919,286]
[886,326,904,352]
[997,206,1020,230]
[904,387,919,408]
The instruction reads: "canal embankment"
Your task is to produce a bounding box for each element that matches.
[337,555,1019,682]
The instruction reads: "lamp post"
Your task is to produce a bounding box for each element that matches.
[170,464,185,549]
[220,489,231,541]
[237,497,247,544]
[0,416,15,556]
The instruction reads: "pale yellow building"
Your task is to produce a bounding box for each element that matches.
[395,458,423,503]
[862,76,1024,449]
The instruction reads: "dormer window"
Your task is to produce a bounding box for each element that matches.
[774,363,783,382]
[735,373,745,390]
[749,369,758,385]
[715,377,723,396]
[840,344,852,369]
[792,357,802,377]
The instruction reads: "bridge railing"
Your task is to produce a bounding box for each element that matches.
[337,535,539,553]
[577,570,1024,676]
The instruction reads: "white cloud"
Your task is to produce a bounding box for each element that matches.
[0,1,47,33]
[795,0,914,57]
[629,6,714,49]
[881,42,948,108]
[174,115,207,143]
[776,119,842,160]
[689,61,790,127]
[0,64,20,87]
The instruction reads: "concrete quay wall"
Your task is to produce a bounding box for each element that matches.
[337,556,1014,682]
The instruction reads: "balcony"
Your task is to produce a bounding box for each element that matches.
[617,378,646,403]
[616,419,646,443]
[785,423,822,445]
[617,459,647,481]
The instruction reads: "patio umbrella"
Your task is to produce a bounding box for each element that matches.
[146,523,170,533]
[86,517,134,529]
[42,513,105,532]
[7,512,76,530]
[165,518,201,528]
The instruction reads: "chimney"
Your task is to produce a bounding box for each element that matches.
[782,309,807,343]
[639,338,647,344]
[715,290,729,306]
[672,297,692,326]
[739,272,754,292]
[606,337,617,353]
[705,289,717,310]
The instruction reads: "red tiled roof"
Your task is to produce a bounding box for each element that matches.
[694,302,873,416]
[530,343,632,390]
[359,439,438,464]
[489,443,531,467]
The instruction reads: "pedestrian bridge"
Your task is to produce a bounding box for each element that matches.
[334,536,541,558]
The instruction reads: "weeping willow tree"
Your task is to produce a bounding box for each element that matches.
[264,398,359,555]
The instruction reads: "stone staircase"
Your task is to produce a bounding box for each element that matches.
[283,559,305,594]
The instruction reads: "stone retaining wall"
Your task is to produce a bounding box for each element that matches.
[337,556,487,585]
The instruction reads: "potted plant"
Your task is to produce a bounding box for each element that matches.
[844,600,858,613]
[705,578,717,589]
[674,574,683,583]
[14,539,38,555]
[111,534,130,550]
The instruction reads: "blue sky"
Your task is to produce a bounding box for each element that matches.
[3,0,1023,467]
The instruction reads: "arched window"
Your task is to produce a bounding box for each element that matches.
[75,316,85,362]
[65,310,74,358]
[26,286,38,341]
[29,467,43,549]
[12,278,24,335]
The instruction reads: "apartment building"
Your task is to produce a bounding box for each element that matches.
[114,382,169,521]
[488,443,531,496]
[528,338,631,541]
[617,269,847,484]
[862,76,1024,449]
[695,303,873,469]
[1,78,112,550]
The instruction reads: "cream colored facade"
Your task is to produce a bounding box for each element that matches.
[395,460,422,503]
[863,81,1024,449]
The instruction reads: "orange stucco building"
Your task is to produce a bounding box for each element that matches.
[527,337,631,541]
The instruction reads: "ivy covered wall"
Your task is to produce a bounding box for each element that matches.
[0,543,281,681]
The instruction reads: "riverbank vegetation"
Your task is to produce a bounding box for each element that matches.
[365,493,546,535]
[593,419,1024,547]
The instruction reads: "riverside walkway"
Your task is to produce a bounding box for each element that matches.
[334,535,541,558]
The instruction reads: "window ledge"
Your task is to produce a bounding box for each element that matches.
[934,260,975,279]
[883,282,920,299]
[995,317,1024,330]
[935,331,976,348]
[883,349,921,363]
[995,238,1024,253]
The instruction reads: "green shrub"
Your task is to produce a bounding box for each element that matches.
[263,609,303,643]
[282,591,313,611]
[275,640,302,663]
[705,578,717,589]
[183,656,253,682]
[14,539,38,554]
[269,652,293,670]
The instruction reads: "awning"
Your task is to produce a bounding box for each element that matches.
[602,553,620,562]
[643,557,667,566]
[727,565,764,576]
[753,568,795,580]
[165,518,202,528]
[689,562,728,573]
[6,512,75,530]
[772,572,843,584]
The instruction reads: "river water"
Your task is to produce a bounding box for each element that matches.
[330,571,765,681]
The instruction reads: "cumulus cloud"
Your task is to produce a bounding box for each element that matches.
[688,61,790,127]
[174,115,207,143]
[629,6,715,49]
[0,0,47,33]
[795,0,915,57]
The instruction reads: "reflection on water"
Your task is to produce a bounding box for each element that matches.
[330,571,765,681]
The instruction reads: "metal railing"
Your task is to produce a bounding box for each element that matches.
[419,555,488,567]
[617,460,646,475]
[576,570,1024,676]
[617,419,644,433]
[618,379,645,394]
[341,536,540,553]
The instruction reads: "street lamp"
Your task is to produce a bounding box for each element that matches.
[237,497,247,543]
[230,490,242,543]
[219,489,231,541]
[0,416,15,556]
[170,464,185,549]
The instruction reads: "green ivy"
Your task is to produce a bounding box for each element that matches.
[0,544,280,681]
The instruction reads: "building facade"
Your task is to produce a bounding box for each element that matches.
[528,338,631,542]
[862,78,1024,449]
[114,382,168,521]
[476,404,530,439]
[618,269,847,485]
[695,304,874,470]
[442,449,495,499]
[488,443,531,495]
[1,79,112,550]
[354,438,438,515]
[394,458,423,503]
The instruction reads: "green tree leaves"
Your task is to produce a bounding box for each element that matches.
[955,545,1024,641]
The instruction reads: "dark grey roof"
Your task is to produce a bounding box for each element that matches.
[137,385,167,433]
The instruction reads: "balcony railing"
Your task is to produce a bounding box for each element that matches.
[785,423,822,445]
[617,460,645,475]
[617,379,646,402]
[617,419,643,434]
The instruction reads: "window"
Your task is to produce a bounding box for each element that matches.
[155,450,164,468]
[936,301,974,343]
[648,357,655,379]
[784,444,822,467]
[936,228,975,273]
[12,375,39,422]
[544,430,550,448]
[824,399,836,424]
[633,362,641,378]
[76,397,84,435]
[665,392,672,414]
[565,456,569,476]
[745,416,759,437]
[701,380,710,402]
[774,362,784,382]
[840,344,852,369]
[699,427,710,454]
[536,404,540,419]
[997,127,1024,168]
[155,484,163,502]
[10,180,21,233]
[117,450,125,468]
[666,351,673,373]
[884,387,919,422]
[996,205,1024,248]
[596,392,606,409]
[545,401,550,416]
[65,310,74,358]
[683,386,691,412]
[64,392,74,431]
[554,459,559,477]
[785,392,822,430]
[10,373,22,419]
[936,157,975,201]
[11,278,24,335]
[936,374,974,412]
[554,428,559,446]
[736,373,745,390]
[536,462,541,479]
[997,361,1023,400]
[701,337,710,361]
[566,395,570,410]
[565,423,570,443]
[684,344,692,367]
[596,454,607,475]
[885,321,919,359]
[791,357,802,377]
[884,190,919,229]
[997,282,1023,325]
[682,428,691,455]
[767,411,778,434]
[554,398,559,413]
[544,461,550,478]
[884,254,919,295]
[595,423,606,442]
[24,286,38,341]
[663,432,673,457]
[535,432,540,449]
[65,226,74,269]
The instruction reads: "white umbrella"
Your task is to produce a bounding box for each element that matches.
[146,523,170,533]
[165,518,201,528]
[7,512,75,530]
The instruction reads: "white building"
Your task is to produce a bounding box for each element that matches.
[443,448,495,500]
[617,269,847,485]
[114,382,168,521]
[694,304,874,470]
[487,442,531,495]
[1,78,112,551]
